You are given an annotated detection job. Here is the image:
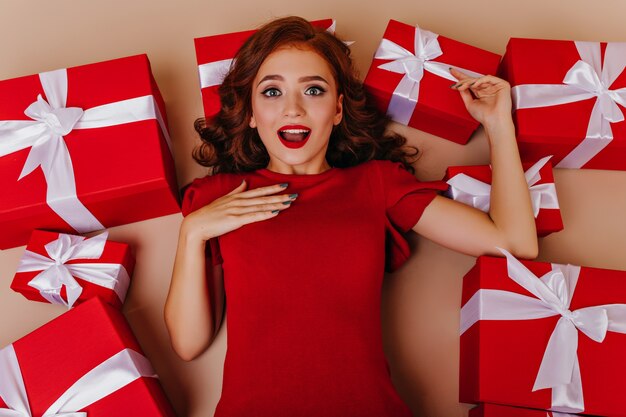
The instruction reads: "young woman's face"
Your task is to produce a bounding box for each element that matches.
[249,45,343,173]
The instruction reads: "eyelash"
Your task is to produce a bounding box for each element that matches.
[260,85,327,98]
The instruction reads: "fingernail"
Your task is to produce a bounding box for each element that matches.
[279,183,288,188]
[282,201,292,205]
[289,193,298,199]
[271,210,280,214]
[450,83,458,89]
[469,81,476,86]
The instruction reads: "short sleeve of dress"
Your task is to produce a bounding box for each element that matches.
[181,175,226,266]
[373,160,448,272]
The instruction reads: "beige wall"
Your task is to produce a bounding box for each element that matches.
[1,1,625,416]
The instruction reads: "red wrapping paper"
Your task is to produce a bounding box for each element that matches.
[11,230,135,309]
[469,403,592,417]
[460,256,626,416]
[0,297,176,416]
[195,19,335,119]
[499,38,626,170]
[445,160,563,237]
[363,19,501,144]
[0,54,180,249]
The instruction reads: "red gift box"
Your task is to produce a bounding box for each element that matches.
[363,19,501,144]
[195,19,336,119]
[470,403,587,417]
[445,156,563,237]
[459,251,626,416]
[11,230,135,309]
[499,38,626,170]
[0,54,180,250]
[0,297,176,416]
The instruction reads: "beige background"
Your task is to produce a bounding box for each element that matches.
[1,1,625,416]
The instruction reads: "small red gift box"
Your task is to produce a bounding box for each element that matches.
[11,230,134,309]
[499,38,626,170]
[445,156,563,237]
[195,18,336,119]
[470,403,588,417]
[363,19,501,144]
[0,297,176,416]
[459,251,626,416]
[0,54,180,249]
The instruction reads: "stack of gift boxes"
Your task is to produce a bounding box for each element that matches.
[360,19,626,417]
[0,54,179,414]
[1,14,624,417]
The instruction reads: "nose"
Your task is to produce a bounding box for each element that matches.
[283,91,305,118]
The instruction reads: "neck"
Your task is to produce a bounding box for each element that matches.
[266,160,332,175]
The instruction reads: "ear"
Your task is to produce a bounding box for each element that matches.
[249,114,257,129]
[333,94,344,126]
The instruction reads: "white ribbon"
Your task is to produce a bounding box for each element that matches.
[0,346,156,416]
[0,67,172,233]
[460,249,626,412]
[549,413,577,417]
[198,20,351,90]
[512,41,626,168]
[374,25,484,125]
[16,232,130,309]
[446,155,560,217]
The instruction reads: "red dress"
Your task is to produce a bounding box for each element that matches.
[182,160,446,417]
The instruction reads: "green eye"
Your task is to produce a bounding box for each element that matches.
[262,88,281,97]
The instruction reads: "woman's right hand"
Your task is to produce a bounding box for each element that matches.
[181,180,296,244]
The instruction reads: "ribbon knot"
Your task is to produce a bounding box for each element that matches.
[24,95,84,137]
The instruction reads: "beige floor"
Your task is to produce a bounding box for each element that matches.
[1,1,625,416]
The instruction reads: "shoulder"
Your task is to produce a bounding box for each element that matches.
[181,172,244,216]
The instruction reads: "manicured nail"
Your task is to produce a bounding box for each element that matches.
[450,83,458,89]
[271,210,280,214]
[289,193,298,199]
[279,183,288,188]
[282,201,292,205]
[469,81,476,86]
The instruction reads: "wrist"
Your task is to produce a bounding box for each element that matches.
[180,216,209,246]
[482,114,514,134]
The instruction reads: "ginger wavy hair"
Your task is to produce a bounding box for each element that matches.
[193,16,418,174]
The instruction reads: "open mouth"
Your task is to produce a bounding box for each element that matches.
[277,126,311,149]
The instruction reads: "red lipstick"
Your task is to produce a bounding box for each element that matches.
[277,125,311,149]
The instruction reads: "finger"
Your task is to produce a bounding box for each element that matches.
[449,67,473,82]
[231,200,294,215]
[237,183,289,198]
[226,179,248,196]
[457,88,475,107]
[234,193,297,207]
[238,209,282,225]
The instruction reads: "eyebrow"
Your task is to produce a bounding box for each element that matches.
[257,74,330,86]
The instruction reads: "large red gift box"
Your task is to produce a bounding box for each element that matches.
[11,230,135,309]
[0,297,176,416]
[499,38,626,170]
[195,18,336,119]
[459,252,626,416]
[445,156,563,237]
[470,403,589,417]
[0,54,180,250]
[363,19,501,144]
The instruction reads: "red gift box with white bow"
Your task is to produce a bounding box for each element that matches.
[0,297,176,416]
[0,54,180,249]
[445,156,563,237]
[11,230,134,309]
[195,19,337,119]
[469,403,588,417]
[500,38,626,170]
[363,19,501,144]
[459,251,626,416]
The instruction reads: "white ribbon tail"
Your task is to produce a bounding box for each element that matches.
[0,121,48,157]
[65,263,130,303]
[198,59,233,89]
[0,345,31,417]
[43,349,156,416]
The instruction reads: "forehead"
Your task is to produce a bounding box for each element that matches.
[255,45,336,83]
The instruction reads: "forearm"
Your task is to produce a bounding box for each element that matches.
[484,117,538,258]
[164,224,216,361]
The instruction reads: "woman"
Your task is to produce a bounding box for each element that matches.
[165,16,537,417]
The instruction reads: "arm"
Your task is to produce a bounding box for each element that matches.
[164,180,297,361]
[413,70,538,259]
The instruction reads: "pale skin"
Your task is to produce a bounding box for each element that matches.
[164,46,538,361]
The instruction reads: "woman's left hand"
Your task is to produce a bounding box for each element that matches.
[450,67,512,128]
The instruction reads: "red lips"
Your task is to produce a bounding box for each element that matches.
[277,125,311,149]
